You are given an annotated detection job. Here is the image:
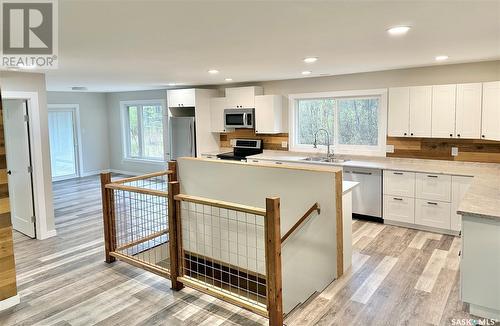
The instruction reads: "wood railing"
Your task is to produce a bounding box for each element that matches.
[101,161,284,326]
[280,202,320,243]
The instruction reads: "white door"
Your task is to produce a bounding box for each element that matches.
[431,84,456,138]
[3,100,36,238]
[409,86,432,137]
[48,108,79,180]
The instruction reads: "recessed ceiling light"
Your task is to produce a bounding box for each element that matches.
[71,86,88,91]
[435,55,449,61]
[208,69,219,74]
[168,83,176,86]
[225,78,233,82]
[387,26,411,36]
[303,57,318,63]
[302,71,312,75]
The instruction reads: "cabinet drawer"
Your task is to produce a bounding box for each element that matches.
[383,195,415,224]
[383,170,415,197]
[416,173,451,202]
[415,199,451,229]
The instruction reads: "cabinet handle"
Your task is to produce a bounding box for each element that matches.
[252,160,259,163]
[275,161,283,165]
[427,201,438,205]
[427,175,438,178]
[352,171,372,175]
[457,134,460,137]
[482,135,485,138]
[458,250,461,257]
[393,197,403,201]
[393,172,404,175]
[410,133,414,136]
[404,132,407,136]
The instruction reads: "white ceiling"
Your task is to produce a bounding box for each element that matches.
[33,1,500,91]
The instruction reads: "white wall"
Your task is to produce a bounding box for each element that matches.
[0,71,56,238]
[47,92,110,176]
[106,89,168,174]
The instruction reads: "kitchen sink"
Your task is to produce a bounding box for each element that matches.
[302,157,350,164]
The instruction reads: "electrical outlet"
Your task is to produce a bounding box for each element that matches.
[230,139,237,146]
[386,145,395,153]
[281,141,288,148]
[451,147,459,156]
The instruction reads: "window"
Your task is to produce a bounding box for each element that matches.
[122,101,165,161]
[289,89,387,156]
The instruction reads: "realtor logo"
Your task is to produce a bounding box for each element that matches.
[1,0,58,68]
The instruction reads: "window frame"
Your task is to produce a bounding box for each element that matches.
[120,99,167,163]
[288,89,388,156]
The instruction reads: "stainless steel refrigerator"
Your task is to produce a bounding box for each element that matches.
[169,117,196,160]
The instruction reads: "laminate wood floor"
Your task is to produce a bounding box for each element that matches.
[0,175,491,326]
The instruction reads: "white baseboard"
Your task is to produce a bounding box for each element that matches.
[469,303,500,321]
[0,294,20,312]
[38,229,57,240]
[384,220,458,236]
[81,169,110,177]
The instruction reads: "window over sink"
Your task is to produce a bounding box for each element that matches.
[289,89,387,156]
[120,100,166,162]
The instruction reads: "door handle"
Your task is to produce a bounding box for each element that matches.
[7,170,11,175]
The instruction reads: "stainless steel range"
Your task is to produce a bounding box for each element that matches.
[216,139,263,161]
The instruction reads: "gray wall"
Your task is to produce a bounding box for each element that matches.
[106,89,167,174]
[47,92,110,176]
[0,71,55,238]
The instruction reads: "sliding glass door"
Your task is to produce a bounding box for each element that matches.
[48,107,80,180]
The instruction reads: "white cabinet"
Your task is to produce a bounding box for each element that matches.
[255,95,283,134]
[384,195,415,224]
[415,199,451,229]
[210,97,227,133]
[167,88,196,107]
[456,83,482,139]
[481,81,500,141]
[343,168,382,218]
[388,87,410,137]
[450,176,473,232]
[409,86,432,137]
[415,173,451,202]
[383,170,415,197]
[432,84,456,138]
[225,86,263,108]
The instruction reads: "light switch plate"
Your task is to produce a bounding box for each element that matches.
[386,145,395,153]
[451,147,459,156]
[281,141,288,148]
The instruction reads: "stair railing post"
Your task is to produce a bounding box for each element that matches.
[100,172,116,263]
[168,180,183,290]
[265,197,283,326]
[168,160,177,182]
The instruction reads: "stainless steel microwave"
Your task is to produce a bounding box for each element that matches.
[224,108,254,129]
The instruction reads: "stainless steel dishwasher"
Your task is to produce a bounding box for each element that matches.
[343,167,383,222]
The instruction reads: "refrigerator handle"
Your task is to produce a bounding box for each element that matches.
[189,122,194,156]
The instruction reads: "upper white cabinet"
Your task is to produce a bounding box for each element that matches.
[388,87,410,137]
[431,84,456,138]
[210,97,227,133]
[456,83,482,139]
[167,88,196,107]
[409,86,432,137]
[481,81,500,141]
[254,95,283,134]
[225,86,263,108]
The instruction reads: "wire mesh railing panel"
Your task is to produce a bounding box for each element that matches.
[113,187,170,271]
[179,200,267,308]
[121,175,168,192]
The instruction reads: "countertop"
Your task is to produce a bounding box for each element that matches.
[248,150,500,221]
[343,181,359,194]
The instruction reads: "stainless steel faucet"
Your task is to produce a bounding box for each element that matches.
[313,128,333,158]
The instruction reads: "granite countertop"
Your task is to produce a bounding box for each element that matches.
[248,150,500,221]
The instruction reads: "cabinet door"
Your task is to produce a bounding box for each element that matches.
[383,170,415,197]
[210,97,227,132]
[415,199,451,229]
[456,83,482,139]
[167,89,196,107]
[255,95,283,134]
[225,86,263,108]
[383,195,415,224]
[481,81,500,141]
[409,86,432,137]
[431,84,456,138]
[450,176,473,232]
[415,173,451,202]
[388,87,410,137]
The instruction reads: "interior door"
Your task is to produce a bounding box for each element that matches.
[48,109,79,180]
[3,100,36,238]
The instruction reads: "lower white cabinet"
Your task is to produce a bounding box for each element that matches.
[383,170,415,197]
[450,176,473,232]
[415,199,451,229]
[383,195,415,224]
[415,173,451,202]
